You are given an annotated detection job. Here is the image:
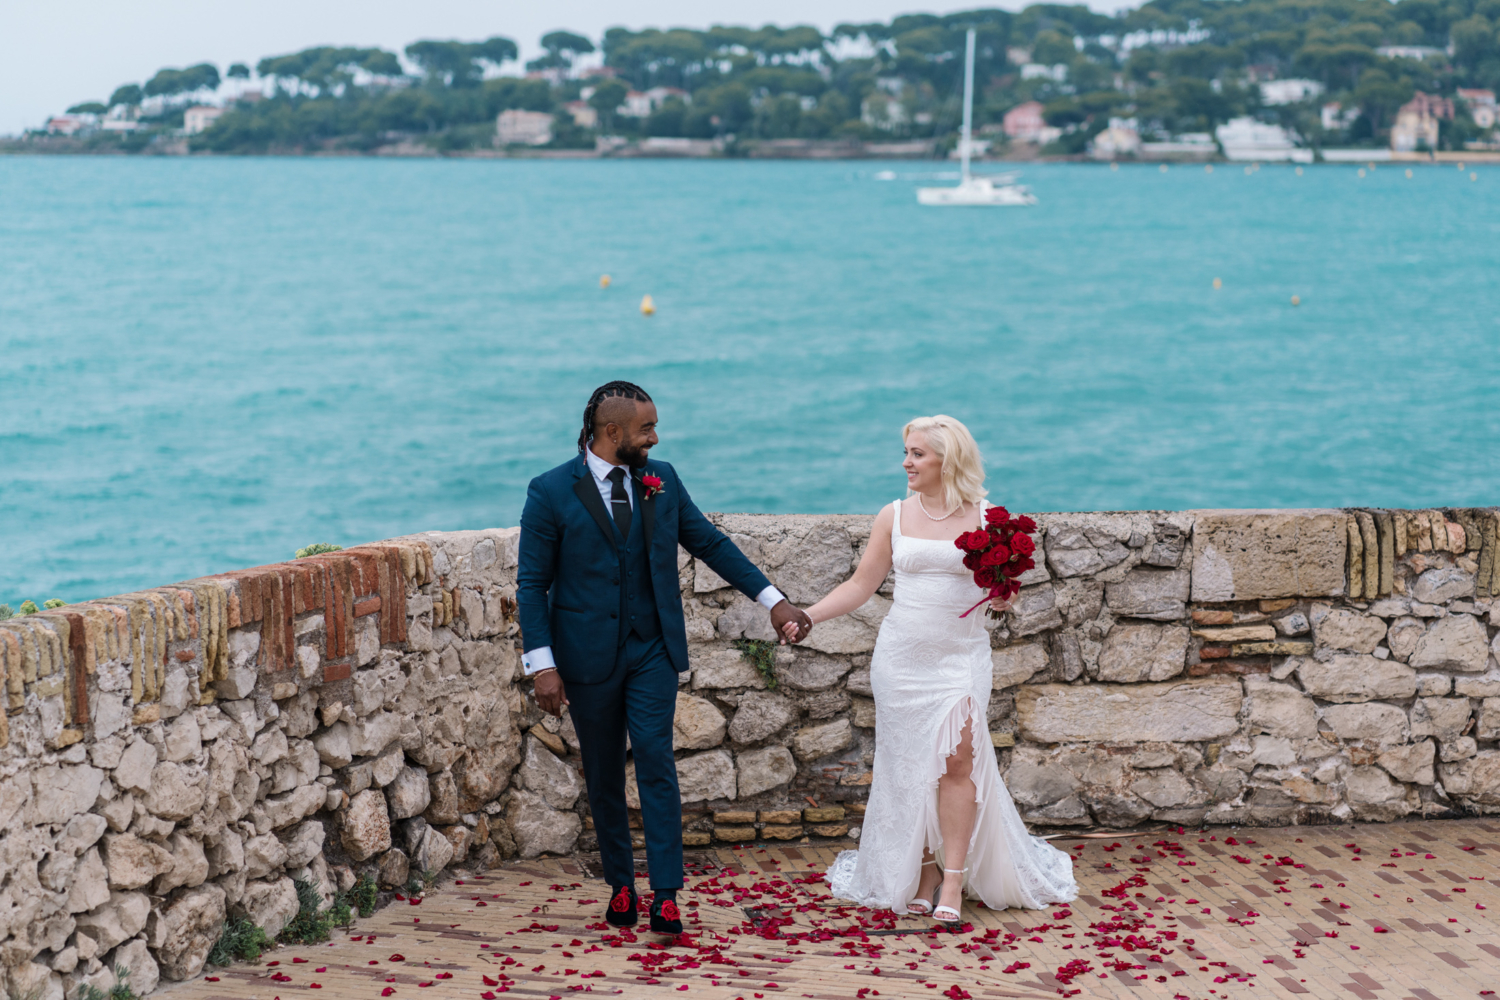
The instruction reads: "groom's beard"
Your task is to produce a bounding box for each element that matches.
[616,441,651,469]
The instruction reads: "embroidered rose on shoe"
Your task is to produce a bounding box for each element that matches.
[610,887,633,912]
[659,899,680,921]
[640,473,665,500]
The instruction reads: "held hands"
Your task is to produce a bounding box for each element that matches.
[533,669,569,717]
[770,600,813,645]
[990,594,1015,614]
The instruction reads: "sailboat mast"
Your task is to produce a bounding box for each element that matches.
[960,28,975,183]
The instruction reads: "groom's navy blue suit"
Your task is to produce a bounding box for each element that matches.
[518,453,774,889]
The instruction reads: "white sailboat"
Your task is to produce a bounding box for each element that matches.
[917,29,1038,207]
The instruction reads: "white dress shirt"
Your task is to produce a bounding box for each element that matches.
[522,446,787,676]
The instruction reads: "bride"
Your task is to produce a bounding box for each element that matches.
[785,415,1076,920]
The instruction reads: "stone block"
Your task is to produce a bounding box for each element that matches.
[102,833,174,890]
[342,788,392,862]
[674,693,728,749]
[264,784,325,829]
[796,598,887,655]
[792,719,853,761]
[1009,583,1063,635]
[992,643,1048,689]
[1410,614,1489,672]
[677,749,737,802]
[1323,703,1408,745]
[1016,677,1242,743]
[683,831,712,846]
[1476,698,1500,741]
[1130,769,1198,808]
[1096,624,1189,682]
[735,745,797,797]
[1378,740,1436,784]
[234,877,299,938]
[713,810,756,824]
[851,696,877,728]
[1244,677,1318,739]
[104,938,158,997]
[415,825,455,873]
[690,648,766,690]
[758,810,800,824]
[155,831,209,894]
[728,691,796,744]
[1192,625,1276,642]
[1043,518,1133,578]
[1386,617,1424,662]
[152,883,226,981]
[803,806,845,822]
[1456,669,1500,698]
[1438,750,1500,804]
[387,766,432,819]
[715,826,757,841]
[1190,510,1347,601]
[1346,765,1409,820]
[1413,567,1474,604]
[518,737,582,810]
[1312,609,1387,653]
[1440,737,1478,762]
[1274,612,1310,636]
[1295,655,1416,703]
[760,824,803,840]
[1004,749,1080,807]
[772,522,854,605]
[313,723,353,768]
[811,823,849,837]
[66,848,110,914]
[1105,569,1190,621]
[376,849,409,888]
[32,764,104,825]
[242,833,288,879]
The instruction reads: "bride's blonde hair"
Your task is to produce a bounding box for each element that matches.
[903,415,987,513]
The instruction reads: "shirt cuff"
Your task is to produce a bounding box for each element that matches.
[755,586,786,611]
[522,646,557,676]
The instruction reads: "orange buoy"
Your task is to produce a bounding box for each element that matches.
[600,274,611,288]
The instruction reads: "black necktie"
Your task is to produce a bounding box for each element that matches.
[607,467,632,540]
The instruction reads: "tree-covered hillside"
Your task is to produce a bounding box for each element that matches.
[55,0,1500,154]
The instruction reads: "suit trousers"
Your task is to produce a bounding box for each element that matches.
[565,632,683,890]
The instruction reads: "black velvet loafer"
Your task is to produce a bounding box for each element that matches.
[649,893,683,935]
[605,883,638,927]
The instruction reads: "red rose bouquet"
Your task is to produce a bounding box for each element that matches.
[954,506,1037,618]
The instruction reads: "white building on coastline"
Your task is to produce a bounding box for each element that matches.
[496,109,554,146]
[1215,116,1313,162]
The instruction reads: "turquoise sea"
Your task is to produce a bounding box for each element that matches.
[2,156,1498,602]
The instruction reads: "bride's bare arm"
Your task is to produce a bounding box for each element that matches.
[799,504,896,627]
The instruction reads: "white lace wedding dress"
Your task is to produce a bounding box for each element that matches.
[826,500,1077,913]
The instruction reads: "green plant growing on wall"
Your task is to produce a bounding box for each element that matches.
[17,601,38,615]
[352,873,378,917]
[208,918,270,965]
[733,638,779,689]
[0,605,11,620]
[296,543,344,558]
[75,965,137,1000]
[278,879,351,944]
[43,599,66,609]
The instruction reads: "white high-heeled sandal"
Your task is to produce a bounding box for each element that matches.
[907,861,940,915]
[933,868,965,924]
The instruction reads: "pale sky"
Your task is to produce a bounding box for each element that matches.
[2,0,1135,135]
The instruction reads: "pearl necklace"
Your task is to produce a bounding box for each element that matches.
[915,494,960,521]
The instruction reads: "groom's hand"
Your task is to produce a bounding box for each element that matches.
[533,669,568,717]
[770,600,812,645]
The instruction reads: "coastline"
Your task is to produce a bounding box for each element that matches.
[7,135,1498,163]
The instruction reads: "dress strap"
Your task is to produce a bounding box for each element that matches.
[890,499,904,544]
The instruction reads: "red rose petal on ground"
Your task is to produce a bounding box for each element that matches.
[315,967,326,972]
[293,958,308,964]
[204,978,219,983]
[309,984,322,989]
[484,977,499,986]
[390,955,406,961]
[381,989,395,997]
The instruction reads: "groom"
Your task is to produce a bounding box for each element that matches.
[517,381,812,934]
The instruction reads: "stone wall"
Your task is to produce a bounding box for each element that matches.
[4,507,1500,998]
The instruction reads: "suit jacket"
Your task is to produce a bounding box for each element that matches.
[518,454,773,684]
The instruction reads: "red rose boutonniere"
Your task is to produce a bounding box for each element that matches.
[640,473,665,500]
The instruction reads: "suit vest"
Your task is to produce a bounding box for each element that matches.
[615,503,661,645]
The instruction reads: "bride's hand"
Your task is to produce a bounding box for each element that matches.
[781,620,800,641]
[990,595,1014,613]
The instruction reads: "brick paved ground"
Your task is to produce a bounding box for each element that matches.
[160,818,1500,1000]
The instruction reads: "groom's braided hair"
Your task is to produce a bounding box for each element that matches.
[578,381,653,453]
